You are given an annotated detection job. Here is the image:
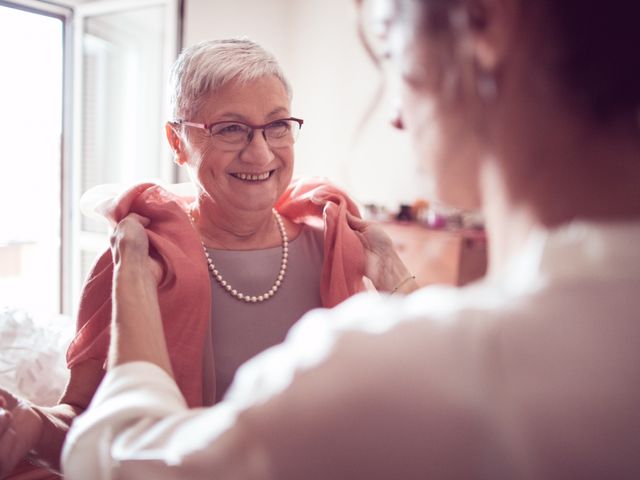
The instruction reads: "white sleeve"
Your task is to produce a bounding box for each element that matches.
[60,293,395,480]
[61,361,272,480]
[62,290,482,480]
[60,296,364,480]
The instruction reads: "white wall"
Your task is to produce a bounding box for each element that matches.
[184,0,424,208]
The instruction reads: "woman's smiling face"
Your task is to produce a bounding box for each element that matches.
[175,75,295,214]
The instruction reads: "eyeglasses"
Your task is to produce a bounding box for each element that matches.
[172,117,304,150]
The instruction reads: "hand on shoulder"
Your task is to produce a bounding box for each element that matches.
[347,213,418,294]
[110,213,163,284]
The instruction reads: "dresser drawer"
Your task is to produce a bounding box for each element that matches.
[379,222,487,287]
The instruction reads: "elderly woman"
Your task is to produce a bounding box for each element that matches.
[65,38,414,408]
[0,39,414,478]
[55,0,640,478]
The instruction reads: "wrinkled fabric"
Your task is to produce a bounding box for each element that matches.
[65,178,365,407]
[275,179,365,307]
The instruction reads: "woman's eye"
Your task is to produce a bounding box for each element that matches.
[215,124,245,135]
[266,121,290,136]
[270,120,289,129]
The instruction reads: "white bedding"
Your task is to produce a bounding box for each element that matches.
[0,307,73,406]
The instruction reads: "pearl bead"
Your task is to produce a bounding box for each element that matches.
[189,208,289,303]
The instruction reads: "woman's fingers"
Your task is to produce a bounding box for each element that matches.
[0,390,17,411]
[109,214,164,284]
[0,409,12,437]
[346,212,368,232]
[113,214,151,244]
[124,213,151,227]
[110,214,152,259]
[0,390,46,477]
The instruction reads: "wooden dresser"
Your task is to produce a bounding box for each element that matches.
[379,222,488,287]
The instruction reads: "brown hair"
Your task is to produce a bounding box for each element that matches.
[544,0,640,120]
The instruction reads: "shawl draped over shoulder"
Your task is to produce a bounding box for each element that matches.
[66,178,366,407]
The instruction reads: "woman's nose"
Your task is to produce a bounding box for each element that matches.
[239,130,275,164]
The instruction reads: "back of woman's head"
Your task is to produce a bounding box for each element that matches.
[169,38,292,121]
[405,0,640,122]
[544,0,640,121]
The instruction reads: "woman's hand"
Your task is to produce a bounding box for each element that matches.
[110,213,163,284]
[347,213,419,294]
[0,389,43,478]
[109,214,174,376]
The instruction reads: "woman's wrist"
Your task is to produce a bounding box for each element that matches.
[115,258,159,289]
[390,275,418,295]
[376,250,415,292]
[110,265,173,376]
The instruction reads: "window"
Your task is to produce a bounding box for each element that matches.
[0,2,65,316]
[70,0,180,311]
[0,0,181,317]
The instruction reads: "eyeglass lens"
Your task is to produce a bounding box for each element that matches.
[210,120,301,148]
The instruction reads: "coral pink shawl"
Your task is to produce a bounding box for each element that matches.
[66,178,365,407]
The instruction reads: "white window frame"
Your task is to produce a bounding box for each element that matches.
[1,0,73,314]
[68,0,181,313]
[0,0,181,315]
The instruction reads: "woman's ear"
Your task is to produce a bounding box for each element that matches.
[460,0,518,105]
[466,0,513,72]
[165,122,187,165]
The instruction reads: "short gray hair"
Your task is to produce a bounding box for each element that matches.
[169,38,292,121]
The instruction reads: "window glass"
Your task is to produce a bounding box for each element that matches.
[0,5,63,315]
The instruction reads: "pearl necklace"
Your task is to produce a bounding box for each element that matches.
[189,209,289,303]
